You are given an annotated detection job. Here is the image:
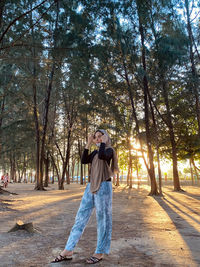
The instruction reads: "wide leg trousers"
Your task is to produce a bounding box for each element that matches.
[65,181,112,254]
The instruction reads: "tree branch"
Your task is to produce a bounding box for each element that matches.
[0,0,50,43]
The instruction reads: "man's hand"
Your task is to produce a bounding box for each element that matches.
[101,134,108,143]
[85,133,94,149]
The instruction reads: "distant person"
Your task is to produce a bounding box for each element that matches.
[52,129,119,264]
[3,173,9,188]
[1,174,4,185]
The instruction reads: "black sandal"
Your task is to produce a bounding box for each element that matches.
[51,254,73,263]
[86,256,103,264]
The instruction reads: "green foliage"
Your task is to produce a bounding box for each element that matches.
[0,0,199,182]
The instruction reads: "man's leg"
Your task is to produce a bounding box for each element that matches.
[65,183,94,251]
[94,181,112,255]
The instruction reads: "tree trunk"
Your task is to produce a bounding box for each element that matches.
[31,22,41,190]
[0,0,6,29]
[80,162,83,185]
[128,140,132,188]
[136,151,140,188]
[149,0,180,192]
[9,153,15,182]
[88,164,90,183]
[23,154,27,183]
[44,152,49,187]
[191,157,199,184]
[0,93,5,153]
[37,63,55,190]
[149,96,163,195]
[137,15,158,195]
[78,139,83,185]
[162,79,181,191]
[71,159,75,183]
[185,0,200,137]
[66,163,70,184]
[190,158,194,185]
[77,160,79,183]
[156,150,162,194]
[127,165,130,186]
[60,129,72,189]
[0,91,5,194]
[129,154,132,189]
[50,153,60,188]
[52,164,54,184]
[35,1,59,190]
[116,173,120,186]
[129,168,133,189]
[115,149,120,186]
[83,164,85,185]
[119,9,158,194]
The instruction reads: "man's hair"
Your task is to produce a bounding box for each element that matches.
[95,130,104,135]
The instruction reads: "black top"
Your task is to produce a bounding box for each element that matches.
[81,143,113,166]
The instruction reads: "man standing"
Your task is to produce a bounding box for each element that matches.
[3,173,9,188]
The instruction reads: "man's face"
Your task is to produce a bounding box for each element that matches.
[93,131,103,144]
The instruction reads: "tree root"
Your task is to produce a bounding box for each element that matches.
[174,188,186,192]
[148,191,161,196]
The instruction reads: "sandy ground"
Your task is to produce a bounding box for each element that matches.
[0,182,200,267]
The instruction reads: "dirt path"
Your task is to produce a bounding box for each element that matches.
[0,183,200,267]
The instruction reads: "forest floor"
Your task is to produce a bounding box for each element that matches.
[0,182,200,267]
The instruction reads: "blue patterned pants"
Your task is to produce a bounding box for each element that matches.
[65,181,112,254]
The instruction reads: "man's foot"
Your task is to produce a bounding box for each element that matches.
[86,254,103,264]
[60,249,73,257]
[51,249,73,263]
